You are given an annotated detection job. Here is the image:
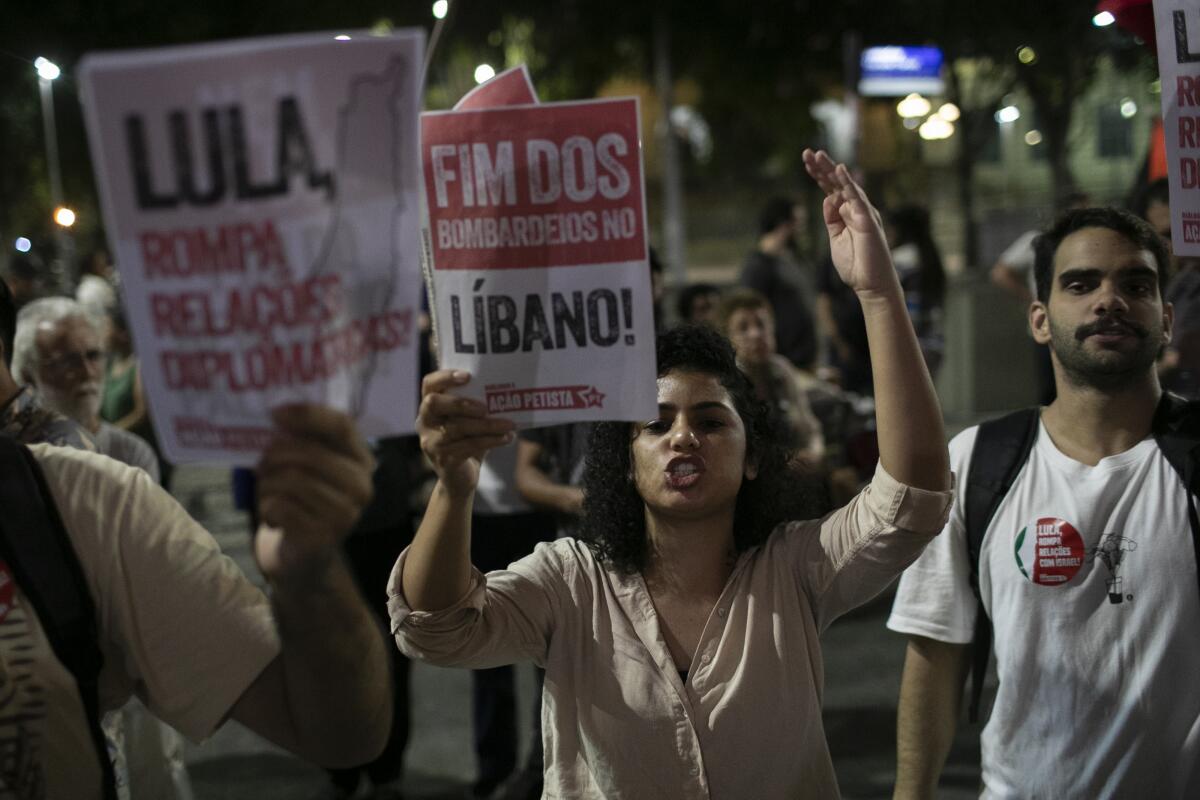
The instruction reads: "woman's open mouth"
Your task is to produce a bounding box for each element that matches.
[665,457,704,489]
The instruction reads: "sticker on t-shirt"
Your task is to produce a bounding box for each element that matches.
[1014,517,1086,585]
[1090,534,1138,604]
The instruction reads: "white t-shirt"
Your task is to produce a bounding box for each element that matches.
[888,421,1200,799]
[473,439,532,516]
[0,444,279,799]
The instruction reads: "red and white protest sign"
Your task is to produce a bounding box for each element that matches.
[80,31,425,464]
[421,93,657,424]
[1155,1,1200,253]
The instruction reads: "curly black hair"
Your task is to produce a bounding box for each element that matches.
[578,324,817,574]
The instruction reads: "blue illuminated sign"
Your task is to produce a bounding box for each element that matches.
[859,46,945,97]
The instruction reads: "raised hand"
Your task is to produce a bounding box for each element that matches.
[416,369,515,496]
[255,404,375,582]
[802,148,899,299]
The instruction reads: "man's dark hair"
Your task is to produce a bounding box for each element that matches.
[0,278,15,369]
[758,196,796,236]
[577,324,815,574]
[676,282,720,323]
[1032,207,1170,304]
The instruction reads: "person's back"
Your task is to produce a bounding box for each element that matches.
[888,207,1200,798]
[739,197,818,370]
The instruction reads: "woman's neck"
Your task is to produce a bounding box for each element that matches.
[642,510,736,598]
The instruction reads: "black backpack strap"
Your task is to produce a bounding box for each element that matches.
[963,408,1040,723]
[0,438,116,799]
[1152,392,1200,603]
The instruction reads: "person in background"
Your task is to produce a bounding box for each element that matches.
[14,298,158,481]
[740,196,818,370]
[885,205,946,377]
[718,287,823,468]
[4,252,47,310]
[1137,178,1200,397]
[676,283,721,326]
[76,246,119,320]
[466,443,555,800]
[102,307,169,486]
[816,240,872,395]
[0,281,94,451]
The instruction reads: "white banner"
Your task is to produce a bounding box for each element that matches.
[1155,1,1200,254]
[80,31,425,464]
[421,79,657,425]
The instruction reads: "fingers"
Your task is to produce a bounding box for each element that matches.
[258,437,374,511]
[803,148,840,194]
[422,368,470,398]
[269,404,372,467]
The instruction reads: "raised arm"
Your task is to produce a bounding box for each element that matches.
[402,369,515,611]
[229,404,389,767]
[894,635,971,800]
[802,150,950,492]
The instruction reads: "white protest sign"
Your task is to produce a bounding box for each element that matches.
[80,31,425,464]
[421,94,657,424]
[1156,1,1200,254]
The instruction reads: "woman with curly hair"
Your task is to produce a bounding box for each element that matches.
[389,150,952,799]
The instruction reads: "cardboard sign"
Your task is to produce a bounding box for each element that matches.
[80,31,425,464]
[1155,1,1200,253]
[421,93,657,424]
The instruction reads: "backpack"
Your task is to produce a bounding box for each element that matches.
[0,436,117,798]
[963,392,1200,722]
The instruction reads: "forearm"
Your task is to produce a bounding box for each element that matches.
[860,289,950,491]
[402,479,475,610]
[517,467,583,516]
[894,636,970,800]
[268,558,392,766]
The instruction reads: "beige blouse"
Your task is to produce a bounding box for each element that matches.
[389,463,952,799]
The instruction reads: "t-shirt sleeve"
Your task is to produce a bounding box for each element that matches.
[886,428,980,644]
[32,445,279,741]
[388,539,571,669]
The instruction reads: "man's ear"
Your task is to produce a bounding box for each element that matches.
[1164,301,1175,347]
[1029,301,1051,346]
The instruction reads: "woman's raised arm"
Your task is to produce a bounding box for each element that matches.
[803,149,950,492]
[401,370,516,611]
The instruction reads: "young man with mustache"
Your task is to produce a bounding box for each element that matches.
[888,207,1200,798]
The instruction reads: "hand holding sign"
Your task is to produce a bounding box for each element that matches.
[803,148,897,299]
[254,404,375,583]
[417,370,516,497]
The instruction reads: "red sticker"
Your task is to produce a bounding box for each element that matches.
[1014,517,1086,586]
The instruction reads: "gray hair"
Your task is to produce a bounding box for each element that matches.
[12,297,103,384]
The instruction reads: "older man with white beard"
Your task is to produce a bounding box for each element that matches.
[13,297,158,481]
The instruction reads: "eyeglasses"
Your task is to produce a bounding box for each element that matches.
[41,349,104,374]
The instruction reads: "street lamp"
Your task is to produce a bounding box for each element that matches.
[35,56,71,290]
[54,207,76,227]
[474,63,496,84]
